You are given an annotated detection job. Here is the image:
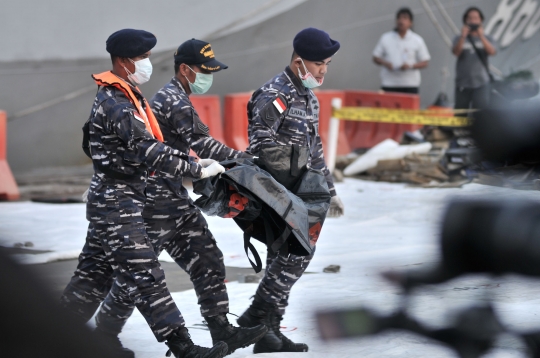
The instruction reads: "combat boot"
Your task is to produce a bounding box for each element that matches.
[165,327,228,358]
[92,327,134,358]
[253,312,309,353]
[205,313,267,355]
[236,294,283,350]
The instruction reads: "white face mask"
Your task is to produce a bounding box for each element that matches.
[125,58,153,85]
[297,58,323,89]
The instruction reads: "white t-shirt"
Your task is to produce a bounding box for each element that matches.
[372,30,431,87]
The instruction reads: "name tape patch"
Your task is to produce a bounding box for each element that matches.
[289,107,307,118]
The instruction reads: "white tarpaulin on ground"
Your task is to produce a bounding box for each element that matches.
[2,179,540,357]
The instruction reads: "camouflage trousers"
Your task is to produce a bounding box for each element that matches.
[61,221,185,341]
[256,247,316,315]
[94,210,229,336]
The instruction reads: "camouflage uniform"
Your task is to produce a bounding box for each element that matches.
[247,66,336,315]
[61,79,203,342]
[95,77,248,334]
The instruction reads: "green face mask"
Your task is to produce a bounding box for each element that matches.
[185,65,213,94]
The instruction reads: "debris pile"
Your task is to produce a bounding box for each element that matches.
[335,133,472,188]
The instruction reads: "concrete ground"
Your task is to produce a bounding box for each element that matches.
[0,246,260,299]
[4,166,261,299]
[35,257,259,298]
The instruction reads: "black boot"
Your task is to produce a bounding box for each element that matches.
[236,295,283,351]
[92,327,135,358]
[271,314,309,353]
[253,312,309,353]
[165,327,228,358]
[205,314,267,355]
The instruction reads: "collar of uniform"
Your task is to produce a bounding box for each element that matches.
[395,29,412,39]
[111,72,145,98]
[124,82,145,102]
[132,86,144,100]
[284,66,308,96]
[171,76,188,94]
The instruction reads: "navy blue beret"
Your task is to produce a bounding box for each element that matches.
[106,29,157,58]
[293,28,340,61]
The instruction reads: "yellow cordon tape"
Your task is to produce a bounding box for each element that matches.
[332,107,471,127]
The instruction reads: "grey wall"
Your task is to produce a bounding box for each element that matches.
[4,0,540,176]
[0,0,305,62]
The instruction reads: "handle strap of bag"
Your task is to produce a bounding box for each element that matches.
[290,144,301,177]
[269,201,293,254]
[243,225,263,273]
[467,35,495,82]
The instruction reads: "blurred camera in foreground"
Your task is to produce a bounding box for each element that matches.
[315,103,540,357]
[472,103,540,164]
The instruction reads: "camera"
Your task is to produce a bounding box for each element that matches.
[316,196,540,357]
[472,104,540,164]
[316,104,540,357]
[468,23,479,31]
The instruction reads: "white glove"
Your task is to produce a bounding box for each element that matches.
[81,188,89,203]
[327,195,344,218]
[200,162,225,179]
[199,158,217,168]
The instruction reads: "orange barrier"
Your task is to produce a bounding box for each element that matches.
[223,91,352,154]
[344,90,422,149]
[0,111,20,200]
[314,90,351,155]
[223,92,252,151]
[191,95,225,144]
[222,90,423,154]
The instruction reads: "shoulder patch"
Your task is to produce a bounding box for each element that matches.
[261,95,288,128]
[272,97,287,114]
[192,110,210,136]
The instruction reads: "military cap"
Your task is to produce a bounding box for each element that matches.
[293,27,340,61]
[106,29,157,58]
[174,39,228,72]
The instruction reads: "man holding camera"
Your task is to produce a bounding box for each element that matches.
[452,6,497,112]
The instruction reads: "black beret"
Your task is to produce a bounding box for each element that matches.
[106,29,157,58]
[293,27,340,61]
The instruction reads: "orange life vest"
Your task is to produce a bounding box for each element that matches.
[92,71,164,142]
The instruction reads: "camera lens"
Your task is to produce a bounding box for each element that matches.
[441,198,540,277]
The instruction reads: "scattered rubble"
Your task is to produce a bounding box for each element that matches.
[337,130,471,188]
[343,139,432,176]
[13,241,34,248]
[237,273,262,283]
[323,265,341,273]
[335,126,540,190]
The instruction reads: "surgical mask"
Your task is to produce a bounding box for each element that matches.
[185,65,213,94]
[125,58,153,85]
[297,58,323,89]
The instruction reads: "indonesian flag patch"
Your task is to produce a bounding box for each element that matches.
[273,97,287,114]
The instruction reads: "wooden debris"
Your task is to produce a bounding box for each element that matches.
[346,149,468,187]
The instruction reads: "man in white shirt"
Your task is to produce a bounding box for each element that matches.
[372,8,431,94]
